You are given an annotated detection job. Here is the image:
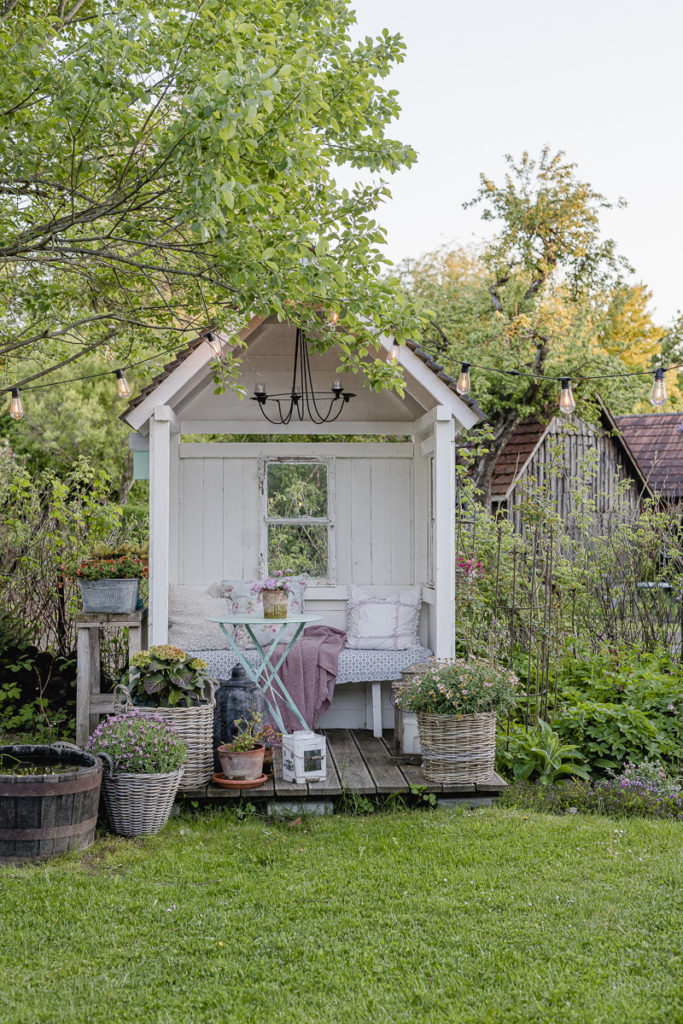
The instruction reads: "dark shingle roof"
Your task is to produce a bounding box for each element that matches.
[614,413,683,498]
[490,419,548,497]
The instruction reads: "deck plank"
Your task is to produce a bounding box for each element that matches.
[326,729,376,795]
[351,730,409,793]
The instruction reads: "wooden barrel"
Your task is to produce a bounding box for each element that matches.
[0,745,102,860]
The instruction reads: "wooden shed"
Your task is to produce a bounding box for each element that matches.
[490,400,652,529]
[122,317,483,732]
[614,412,683,502]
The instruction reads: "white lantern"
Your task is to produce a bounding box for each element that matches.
[281,730,327,783]
[402,712,422,755]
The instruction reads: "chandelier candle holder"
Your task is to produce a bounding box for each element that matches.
[251,327,355,425]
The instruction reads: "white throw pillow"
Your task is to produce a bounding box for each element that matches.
[167,585,233,650]
[345,583,422,650]
[221,578,307,650]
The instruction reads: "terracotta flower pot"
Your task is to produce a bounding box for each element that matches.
[262,589,288,618]
[217,743,266,781]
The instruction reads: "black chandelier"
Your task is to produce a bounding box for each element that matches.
[251,327,355,425]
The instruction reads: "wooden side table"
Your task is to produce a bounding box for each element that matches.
[75,608,148,746]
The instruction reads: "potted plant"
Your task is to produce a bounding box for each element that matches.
[250,570,294,618]
[76,544,148,613]
[86,713,186,837]
[399,658,519,784]
[217,711,269,782]
[116,645,217,790]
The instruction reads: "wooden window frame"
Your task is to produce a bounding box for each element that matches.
[258,456,336,583]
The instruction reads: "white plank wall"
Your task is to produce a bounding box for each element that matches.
[172,443,423,634]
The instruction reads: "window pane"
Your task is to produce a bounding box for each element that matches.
[267,462,327,519]
[268,524,328,578]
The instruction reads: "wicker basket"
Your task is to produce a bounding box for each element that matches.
[114,683,216,790]
[417,711,496,784]
[100,765,184,837]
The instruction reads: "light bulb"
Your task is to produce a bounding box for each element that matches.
[456,362,471,396]
[329,311,339,326]
[115,369,131,399]
[206,332,222,357]
[254,383,267,404]
[559,377,576,415]
[388,339,400,365]
[332,379,342,393]
[9,388,24,420]
[650,368,667,407]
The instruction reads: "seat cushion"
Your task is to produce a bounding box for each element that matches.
[189,645,433,683]
[167,585,233,650]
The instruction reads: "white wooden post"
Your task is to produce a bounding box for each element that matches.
[149,406,177,645]
[432,407,456,658]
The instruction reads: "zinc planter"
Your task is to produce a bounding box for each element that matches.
[417,711,496,785]
[79,578,140,613]
[0,743,102,860]
[261,589,288,618]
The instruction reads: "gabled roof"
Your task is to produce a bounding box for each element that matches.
[121,318,485,432]
[491,398,653,501]
[614,412,683,499]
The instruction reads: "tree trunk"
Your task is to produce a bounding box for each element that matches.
[472,411,521,510]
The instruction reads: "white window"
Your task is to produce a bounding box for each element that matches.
[259,458,335,581]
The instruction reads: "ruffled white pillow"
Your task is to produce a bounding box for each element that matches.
[345,584,422,650]
[167,584,233,650]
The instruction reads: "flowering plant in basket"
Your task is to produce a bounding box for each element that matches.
[76,544,149,581]
[86,713,186,774]
[398,658,519,717]
[125,645,215,708]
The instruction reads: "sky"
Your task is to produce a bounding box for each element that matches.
[337,0,683,324]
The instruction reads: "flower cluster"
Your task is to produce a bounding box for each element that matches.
[77,553,149,580]
[86,712,186,774]
[126,645,215,708]
[251,570,294,595]
[612,758,681,799]
[456,551,483,581]
[399,658,518,717]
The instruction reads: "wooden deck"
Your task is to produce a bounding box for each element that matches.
[180,729,508,804]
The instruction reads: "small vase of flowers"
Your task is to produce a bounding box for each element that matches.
[251,570,294,618]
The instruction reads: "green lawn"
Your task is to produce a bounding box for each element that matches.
[1,808,681,1024]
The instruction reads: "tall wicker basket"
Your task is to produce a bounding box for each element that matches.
[417,711,496,784]
[114,683,216,790]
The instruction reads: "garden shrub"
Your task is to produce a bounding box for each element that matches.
[500,779,683,820]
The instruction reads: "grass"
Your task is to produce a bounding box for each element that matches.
[1,807,681,1024]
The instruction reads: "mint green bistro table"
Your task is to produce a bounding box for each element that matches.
[206,614,322,734]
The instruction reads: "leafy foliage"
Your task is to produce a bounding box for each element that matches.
[500,779,683,820]
[126,646,214,708]
[497,718,590,785]
[220,710,270,753]
[0,0,422,395]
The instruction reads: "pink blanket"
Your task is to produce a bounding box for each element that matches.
[264,625,345,734]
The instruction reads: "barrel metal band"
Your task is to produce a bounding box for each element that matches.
[0,770,102,797]
[0,814,99,841]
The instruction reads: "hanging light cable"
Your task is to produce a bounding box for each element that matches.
[559,377,576,415]
[650,367,667,407]
[9,388,24,420]
[115,369,131,399]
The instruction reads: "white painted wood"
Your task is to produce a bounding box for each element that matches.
[149,406,176,644]
[370,682,383,737]
[179,442,414,459]
[390,458,413,585]
[180,420,415,436]
[431,411,456,658]
[370,459,392,585]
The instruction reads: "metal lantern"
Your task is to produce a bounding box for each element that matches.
[212,664,266,773]
[281,730,327,783]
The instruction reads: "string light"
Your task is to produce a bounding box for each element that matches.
[329,311,339,326]
[9,388,24,420]
[115,369,131,399]
[650,367,667,407]
[558,377,576,415]
[388,339,400,365]
[205,331,222,357]
[456,362,471,396]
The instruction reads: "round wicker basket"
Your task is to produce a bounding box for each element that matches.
[417,711,496,784]
[114,683,216,790]
[100,765,184,837]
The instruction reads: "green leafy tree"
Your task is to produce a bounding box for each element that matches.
[402,149,675,505]
[0,0,421,399]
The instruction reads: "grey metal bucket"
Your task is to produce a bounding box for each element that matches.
[79,578,140,613]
